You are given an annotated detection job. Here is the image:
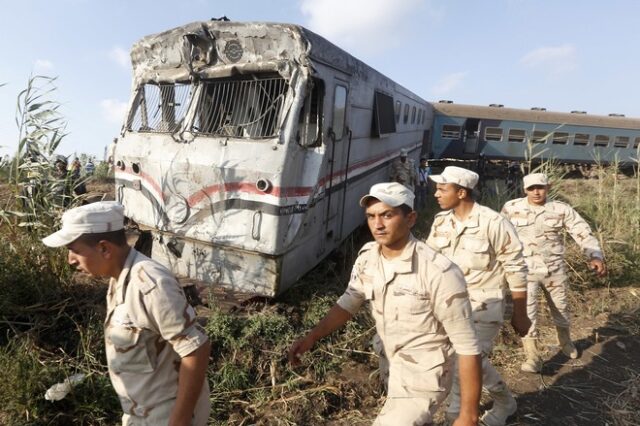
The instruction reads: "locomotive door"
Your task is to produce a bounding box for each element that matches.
[463,118,481,154]
[323,80,350,245]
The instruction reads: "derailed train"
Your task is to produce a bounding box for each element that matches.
[112,20,640,296]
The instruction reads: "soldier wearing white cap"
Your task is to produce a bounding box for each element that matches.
[289,182,482,425]
[426,166,530,426]
[42,202,211,426]
[389,148,417,192]
[501,173,606,373]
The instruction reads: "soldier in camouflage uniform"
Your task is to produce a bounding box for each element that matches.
[289,182,482,426]
[501,173,606,373]
[43,202,211,426]
[426,166,530,426]
[389,148,417,192]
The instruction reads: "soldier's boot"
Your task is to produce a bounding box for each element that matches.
[556,326,578,359]
[520,337,543,373]
[480,386,517,426]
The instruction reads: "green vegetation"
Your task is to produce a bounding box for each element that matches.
[0,78,637,424]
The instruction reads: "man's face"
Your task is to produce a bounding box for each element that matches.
[365,200,415,250]
[420,160,427,167]
[434,183,464,210]
[67,239,110,277]
[400,155,407,163]
[525,185,549,205]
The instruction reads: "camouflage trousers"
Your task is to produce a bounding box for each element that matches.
[526,270,570,337]
[372,335,452,425]
[122,381,210,426]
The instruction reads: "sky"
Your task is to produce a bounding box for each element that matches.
[1,0,639,159]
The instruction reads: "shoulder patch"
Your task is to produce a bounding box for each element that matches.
[134,266,158,294]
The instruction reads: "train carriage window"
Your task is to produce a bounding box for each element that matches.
[634,137,640,149]
[403,104,409,124]
[508,129,526,143]
[573,133,590,146]
[422,110,427,124]
[395,101,401,123]
[129,82,192,133]
[193,74,288,138]
[531,130,548,144]
[484,127,503,142]
[594,135,610,147]
[614,136,629,148]
[297,78,324,147]
[371,91,396,137]
[552,132,569,145]
[417,109,422,125]
[441,124,461,139]
[332,85,348,141]
[411,106,416,124]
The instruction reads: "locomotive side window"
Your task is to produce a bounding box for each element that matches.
[634,137,640,149]
[573,133,590,146]
[594,135,610,147]
[297,78,324,147]
[614,136,629,148]
[441,124,461,139]
[403,104,409,124]
[508,129,526,143]
[395,101,401,123]
[552,132,569,145]
[332,85,348,141]
[129,82,192,133]
[531,130,548,144]
[484,127,503,142]
[371,91,396,137]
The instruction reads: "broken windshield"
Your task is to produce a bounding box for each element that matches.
[192,74,289,139]
[128,82,192,133]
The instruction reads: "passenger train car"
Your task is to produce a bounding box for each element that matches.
[113,21,430,296]
[430,102,640,165]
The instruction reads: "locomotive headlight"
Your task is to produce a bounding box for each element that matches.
[256,178,272,193]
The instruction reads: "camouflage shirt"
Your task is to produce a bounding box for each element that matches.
[337,236,480,363]
[426,202,528,294]
[389,158,417,190]
[105,249,210,418]
[501,197,604,275]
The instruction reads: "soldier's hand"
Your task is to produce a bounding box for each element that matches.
[510,311,531,337]
[589,258,607,278]
[288,335,315,366]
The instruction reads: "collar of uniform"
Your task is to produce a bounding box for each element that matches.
[457,201,480,229]
[113,248,138,305]
[370,234,416,275]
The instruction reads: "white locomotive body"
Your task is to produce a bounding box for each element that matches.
[114,21,431,296]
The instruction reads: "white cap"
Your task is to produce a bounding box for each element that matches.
[523,173,549,189]
[359,182,414,209]
[42,201,125,247]
[399,148,408,156]
[429,166,479,189]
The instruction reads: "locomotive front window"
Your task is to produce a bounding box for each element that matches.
[192,74,288,139]
[129,82,192,133]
